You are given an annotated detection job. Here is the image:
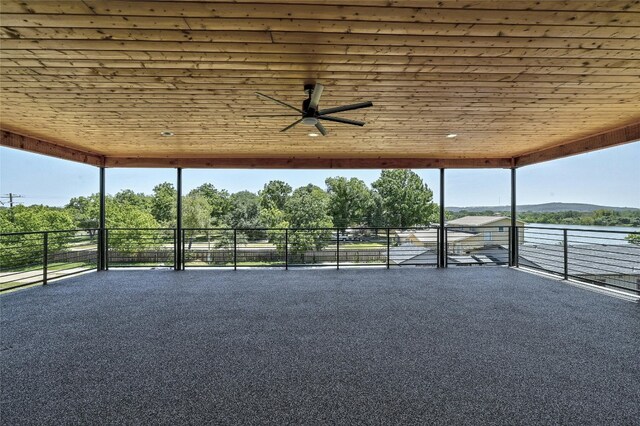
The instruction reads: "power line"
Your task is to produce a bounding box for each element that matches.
[0,193,24,208]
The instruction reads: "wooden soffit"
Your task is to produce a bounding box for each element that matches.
[1,1,640,168]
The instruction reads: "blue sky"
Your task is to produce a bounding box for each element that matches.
[1,142,638,208]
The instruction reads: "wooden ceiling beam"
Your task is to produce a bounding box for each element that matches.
[0,129,105,167]
[2,125,637,169]
[104,156,512,169]
[514,121,640,167]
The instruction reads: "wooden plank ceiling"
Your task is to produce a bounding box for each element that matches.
[1,0,639,168]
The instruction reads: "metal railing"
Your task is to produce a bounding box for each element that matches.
[182,227,437,269]
[2,225,638,295]
[0,226,439,291]
[0,229,98,291]
[445,225,513,266]
[106,228,176,268]
[518,226,639,295]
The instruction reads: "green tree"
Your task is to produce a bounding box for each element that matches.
[284,185,333,253]
[227,191,261,229]
[264,212,289,255]
[371,170,436,228]
[259,205,286,229]
[113,189,151,211]
[626,233,640,245]
[66,194,100,231]
[0,209,16,233]
[285,185,331,228]
[151,182,176,226]
[363,191,385,230]
[227,191,263,242]
[6,205,75,232]
[325,177,372,229]
[182,194,213,249]
[0,205,75,268]
[188,183,231,225]
[257,181,292,251]
[259,180,292,210]
[183,195,211,230]
[106,199,160,253]
[66,193,161,253]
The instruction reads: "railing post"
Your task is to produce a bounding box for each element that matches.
[233,229,237,271]
[182,229,186,270]
[96,230,100,272]
[105,229,109,270]
[285,229,289,270]
[336,229,340,270]
[515,226,519,267]
[386,227,391,269]
[173,228,177,269]
[444,227,448,268]
[43,232,48,285]
[563,229,569,280]
[508,226,512,266]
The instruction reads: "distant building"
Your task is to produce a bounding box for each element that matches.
[393,216,524,253]
[404,229,473,248]
[446,216,525,253]
[389,216,524,265]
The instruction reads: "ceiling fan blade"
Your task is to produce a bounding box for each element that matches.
[318,115,365,127]
[246,114,301,117]
[255,92,302,113]
[318,101,373,116]
[315,122,328,136]
[281,118,303,132]
[309,83,324,110]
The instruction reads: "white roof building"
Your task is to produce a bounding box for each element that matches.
[407,229,475,244]
[447,216,524,227]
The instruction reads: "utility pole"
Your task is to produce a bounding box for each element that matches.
[0,193,24,207]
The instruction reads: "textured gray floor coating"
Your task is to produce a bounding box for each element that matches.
[1,268,639,425]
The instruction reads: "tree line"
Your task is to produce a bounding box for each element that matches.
[2,169,639,266]
[3,168,638,235]
[0,170,437,234]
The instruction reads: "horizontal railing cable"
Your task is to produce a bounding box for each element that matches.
[1,226,637,295]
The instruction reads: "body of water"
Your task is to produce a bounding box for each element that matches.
[524,223,640,246]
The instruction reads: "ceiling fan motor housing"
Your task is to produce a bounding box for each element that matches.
[303,83,316,95]
[254,83,372,135]
[302,93,317,116]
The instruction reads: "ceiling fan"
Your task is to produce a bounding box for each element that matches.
[251,83,373,136]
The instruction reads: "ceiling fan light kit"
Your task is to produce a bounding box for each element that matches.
[254,83,373,136]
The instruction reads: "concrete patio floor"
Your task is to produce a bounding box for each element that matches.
[1,268,638,425]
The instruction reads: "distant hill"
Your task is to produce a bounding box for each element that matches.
[447,202,640,213]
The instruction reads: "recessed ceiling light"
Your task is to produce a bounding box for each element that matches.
[446,133,457,138]
[308,132,319,137]
[160,131,174,137]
